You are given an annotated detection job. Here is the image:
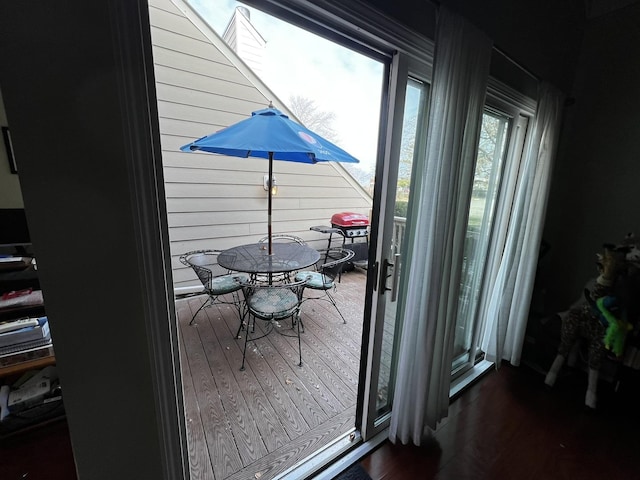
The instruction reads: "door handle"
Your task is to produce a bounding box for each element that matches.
[379,257,394,294]
[379,254,401,301]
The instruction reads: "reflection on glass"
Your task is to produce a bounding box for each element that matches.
[375,79,427,414]
[452,112,509,372]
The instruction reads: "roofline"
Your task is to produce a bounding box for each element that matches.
[221,6,268,46]
[236,6,267,44]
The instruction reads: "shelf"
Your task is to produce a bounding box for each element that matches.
[0,343,55,378]
[0,344,61,438]
[0,247,63,436]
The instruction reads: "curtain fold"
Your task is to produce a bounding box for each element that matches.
[481,82,565,366]
[389,7,492,445]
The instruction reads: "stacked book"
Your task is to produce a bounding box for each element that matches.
[0,316,51,356]
[0,256,33,271]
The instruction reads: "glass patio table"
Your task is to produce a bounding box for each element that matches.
[218,243,320,282]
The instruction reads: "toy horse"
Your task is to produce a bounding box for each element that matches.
[544,243,631,409]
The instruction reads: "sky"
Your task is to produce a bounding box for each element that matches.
[189,0,384,173]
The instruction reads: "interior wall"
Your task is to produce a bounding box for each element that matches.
[0,1,178,478]
[0,87,24,208]
[440,0,585,93]
[363,0,585,94]
[541,3,640,312]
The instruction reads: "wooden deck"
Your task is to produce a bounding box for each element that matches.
[176,269,367,480]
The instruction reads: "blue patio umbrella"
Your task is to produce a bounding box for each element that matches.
[180,104,360,255]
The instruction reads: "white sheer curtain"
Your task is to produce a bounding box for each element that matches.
[389,7,492,445]
[480,83,565,366]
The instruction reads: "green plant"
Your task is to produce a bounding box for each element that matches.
[394,201,408,218]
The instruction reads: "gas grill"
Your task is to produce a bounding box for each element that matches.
[330,212,370,238]
[307,212,369,270]
[310,212,370,270]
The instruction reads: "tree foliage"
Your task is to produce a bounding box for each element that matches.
[474,114,503,194]
[288,95,339,143]
[287,94,374,191]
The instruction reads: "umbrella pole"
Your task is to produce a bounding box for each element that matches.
[268,152,273,256]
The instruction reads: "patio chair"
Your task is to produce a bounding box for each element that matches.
[239,277,309,370]
[256,234,307,283]
[294,247,355,324]
[179,250,249,330]
[258,234,306,245]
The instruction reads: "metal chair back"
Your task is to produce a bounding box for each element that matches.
[179,250,246,327]
[316,247,355,282]
[258,234,306,245]
[256,234,307,283]
[239,277,309,370]
[294,248,354,324]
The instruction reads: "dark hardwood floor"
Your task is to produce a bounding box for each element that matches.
[0,418,77,480]
[359,363,640,480]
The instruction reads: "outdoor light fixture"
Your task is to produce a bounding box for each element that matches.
[263,174,278,195]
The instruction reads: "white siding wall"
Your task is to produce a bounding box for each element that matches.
[149,0,372,289]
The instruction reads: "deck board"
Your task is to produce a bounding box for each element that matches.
[177,302,217,480]
[242,325,331,429]
[226,406,357,480]
[177,269,367,479]
[183,297,270,466]
[214,307,310,441]
[179,299,245,477]
[199,306,290,452]
[233,330,335,427]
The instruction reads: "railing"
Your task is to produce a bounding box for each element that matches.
[392,216,406,254]
[391,214,483,365]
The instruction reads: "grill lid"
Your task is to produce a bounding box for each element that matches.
[331,212,369,228]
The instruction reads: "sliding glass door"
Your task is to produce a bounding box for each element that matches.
[452,101,531,378]
[374,78,429,413]
[361,53,431,439]
[452,110,510,374]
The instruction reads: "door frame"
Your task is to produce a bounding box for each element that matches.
[0,1,187,478]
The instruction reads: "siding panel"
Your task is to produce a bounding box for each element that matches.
[155,66,266,103]
[150,8,212,44]
[157,86,264,117]
[153,47,251,85]
[164,166,354,188]
[149,0,372,289]
[167,207,358,227]
[151,27,231,65]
